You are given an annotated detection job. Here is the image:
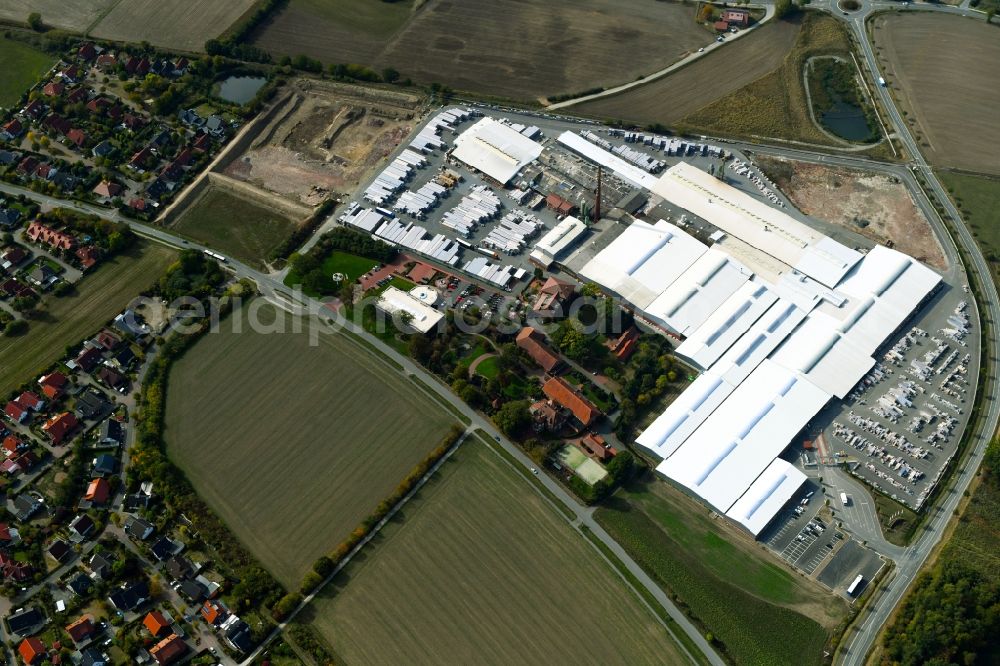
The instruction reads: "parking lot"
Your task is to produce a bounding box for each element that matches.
[820,284,978,510]
[816,539,885,600]
[760,479,840,575]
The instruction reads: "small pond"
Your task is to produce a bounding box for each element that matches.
[822,99,873,142]
[216,76,266,104]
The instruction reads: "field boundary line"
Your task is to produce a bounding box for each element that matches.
[240,430,470,665]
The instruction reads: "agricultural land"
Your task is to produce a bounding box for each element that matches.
[164,302,456,588]
[940,171,1000,282]
[678,13,875,149]
[252,0,713,100]
[0,241,176,396]
[574,19,800,127]
[0,0,115,32]
[595,474,846,666]
[755,155,946,269]
[306,438,690,665]
[223,80,423,206]
[872,13,1000,175]
[0,37,54,109]
[169,181,304,269]
[90,0,258,52]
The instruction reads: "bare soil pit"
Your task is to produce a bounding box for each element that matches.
[757,156,946,270]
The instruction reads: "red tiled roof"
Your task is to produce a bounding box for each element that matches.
[65,616,95,644]
[542,376,601,427]
[17,392,43,411]
[85,478,110,504]
[18,637,45,665]
[4,401,26,422]
[516,327,561,373]
[150,634,187,665]
[43,81,65,96]
[43,411,79,445]
[144,610,171,637]
[92,181,122,198]
[27,221,75,250]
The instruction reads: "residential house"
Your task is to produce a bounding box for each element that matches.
[122,113,145,131]
[85,478,111,504]
[529,400,564,432]
[0,551,31,581]
[531,276,575,315]
[42,81,65,97]
[85,97,110,115]
[98,419,124,446]
[18,391,44,412]
[80,647,109,666]
[124,515,154,540]
[43,411,79,444]
[0,149,19,165]
[94,329,121,351]
[541,376,602,428]
[1,278,36,299]
[721,8,750,26]
[150,634,187,666]
[605,325,639,362]
[192,133,211,152]
[77,42,97,61]
[179,109,203,127]
[108,579,149,613]
[76,245,100,269]
[92,181,122,199]
[33,162,56,181]
[18,637,46,665]
[579,433,617,462]
[96,53,117,70]
[127,146,152,171]
[11,493,42,521]
[43,113,71,135]
[73,348,103,377]
[2,434,27,457]
[26,264,58,288]
[177,579,206,602]
[111,346,136,370]
[1,246,28,270]
[205,115,226,137]
[21,99,44,119]
[92,140,114,159]
[165,555,193,581]
[0,118,23,141]
[93,453,117,477]
[150,537,178,561]
[47,538,73,563]
[6,607,44,637]
[144,610,171,637]
[223,618,253,653]
[0,522,17,546]
[66,128,87,148]
[75,390,109,420]
[88,552,113,580]
[67,86,88,104]
[67,572,92,596]
[38,371,69,399]
[4,400,28,424]
[65,615,96,646]
[0,207,22,229]
[96,366,128,393]
[27,221,75,250]
[516,327,562,374]
[70,513,96,540]
[17,155,39,175]
[200,600,225,626]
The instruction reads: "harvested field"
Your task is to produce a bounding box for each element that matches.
[170,182,302,269]
[873,13,1000,175]
[164,303,455,588]
[0,241,175,396]
[596,474,846,666]
[679,13,861,146]
[91,0,257,51]
[0,38,54,109]
[253,0,712,100]
[307,438,689,665]
[575,20,800,126]
[756,156,946,270]
[224,80,422,204]
[0,0,114,32]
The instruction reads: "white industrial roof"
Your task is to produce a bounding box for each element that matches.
[710,298,808,388]
[376,286,444,334]
[651,163,862,288]
[769,313,876,398]
[644,248,753,336]
[725,458,807,536]
[579,220,707,308]
[531,215,587,262]
[657,359,830,513]
[675,281,778,371]
[451,117,542,185]
[556,131,659,190]
[636,373,734,460]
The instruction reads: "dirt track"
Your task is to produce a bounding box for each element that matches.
[874,13,1000,175]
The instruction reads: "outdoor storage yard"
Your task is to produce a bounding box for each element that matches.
[253,0,712,100]
[306,438,691,665]
[873,13,1000,175]
[575,19,801,126]
[169,180,304,268]
[164,302,456,589]
[596,475,845,666]
[0,242,175,396]
[224,81,424,205]
[754,156,946,270]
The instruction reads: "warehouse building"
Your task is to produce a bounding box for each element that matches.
[530,216,588,268]
[451,117,543,186]
[375,286,445,334]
